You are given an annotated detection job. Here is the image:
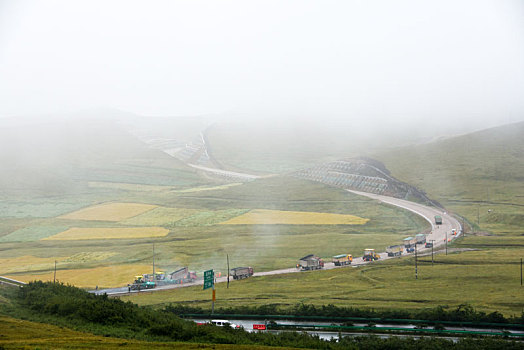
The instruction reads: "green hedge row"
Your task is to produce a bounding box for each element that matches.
[7,282,523,350]
[167,302,523,325]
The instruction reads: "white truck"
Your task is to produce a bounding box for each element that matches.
[297,254,324,270]
[386,245,403,257]
[230,267,254,280]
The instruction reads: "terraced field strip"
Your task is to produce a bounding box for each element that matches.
[42,227,169,240]
[121,207,200,226]
[219,209,369,225]
[173,183,243,193]
[0,225,68,242]
[0,252,119,275]
[5,264,155,288]
[59,202,157,221]
[0,255,66,274]
[87,181,174,191]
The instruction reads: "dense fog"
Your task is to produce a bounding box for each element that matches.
[1,0,523,132]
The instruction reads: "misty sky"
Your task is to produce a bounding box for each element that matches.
[1,0,523,128]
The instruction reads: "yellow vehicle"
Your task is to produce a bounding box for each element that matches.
[363,248,380,262]
[129,275,156,290]
[332,254,353,266]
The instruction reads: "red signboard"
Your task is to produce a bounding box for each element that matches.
[253,324,266,330]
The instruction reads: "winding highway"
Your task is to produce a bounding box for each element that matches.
[92,189,462,296]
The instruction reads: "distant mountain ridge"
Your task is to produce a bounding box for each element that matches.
[374,121,524,206]
[0,118,203,196]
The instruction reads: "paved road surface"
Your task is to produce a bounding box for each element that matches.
[92,190,462,296]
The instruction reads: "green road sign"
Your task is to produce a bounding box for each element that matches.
[203,269,214,290]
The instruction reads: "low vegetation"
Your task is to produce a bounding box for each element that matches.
[0,282,521,350]
[125,246,524,317]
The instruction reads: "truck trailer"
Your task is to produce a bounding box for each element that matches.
[167,267,197,284]
[332,254,353,266]
[386,245,403,257]
[297,254,324,270]
[403,237,417,252]
[231,266,254,280]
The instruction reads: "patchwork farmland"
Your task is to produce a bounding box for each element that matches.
[0,177,429,288]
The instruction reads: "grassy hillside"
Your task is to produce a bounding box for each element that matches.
[0,117,203,198]
[205,120,429,174]
[375,121,524,235]
[122,122,524,318]
[2,283,522,350]
[1,315,276,349]
[125,246,524,317]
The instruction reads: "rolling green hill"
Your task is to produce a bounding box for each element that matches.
[0,117,204,198]
[205,119,440,174]
[374,121,524,235]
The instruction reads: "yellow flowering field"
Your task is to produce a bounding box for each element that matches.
[59,202,157,221]
[219,209,369,225]
[0,255,61,274]
[0,252,118,274]
[6,264,154,288]
[43,227,169,240]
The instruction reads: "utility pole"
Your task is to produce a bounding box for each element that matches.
[415,244,418,280]
[212,284,215,314]
[430,240,435,266]
[152,242,155,281]
[521,258,522,286]
[477,205,480,227]
[53,260,57,284]
[227,254,230,289]
[445,231,448,256]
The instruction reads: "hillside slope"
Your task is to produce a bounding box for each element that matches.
[375,121,524,233]
[0,117,203,197]
[204,119,447,174]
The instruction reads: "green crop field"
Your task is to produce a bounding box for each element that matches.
[0,225,68,242]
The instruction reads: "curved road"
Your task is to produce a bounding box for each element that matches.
[92,190,462,296]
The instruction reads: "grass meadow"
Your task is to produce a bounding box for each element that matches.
[0,177,429,288]
[124,242,524,317]
[6,264,157,287]
[0,315,290,350]
[59,202,158,221]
